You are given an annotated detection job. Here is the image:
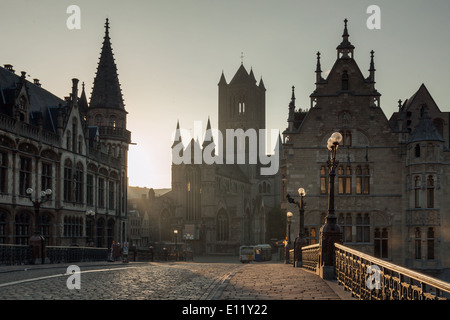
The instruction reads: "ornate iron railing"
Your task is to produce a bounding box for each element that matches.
[301,243,320,272]
[335,243,450,300]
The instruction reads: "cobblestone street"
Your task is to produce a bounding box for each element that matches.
[0,257,351,300]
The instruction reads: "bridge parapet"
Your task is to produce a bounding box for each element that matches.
[334,243,450,300]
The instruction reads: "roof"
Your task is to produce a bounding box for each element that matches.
[0,66,67,133]
[89,18,125,111]
[408,106,444,143]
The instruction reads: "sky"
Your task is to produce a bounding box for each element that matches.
[1,0,450,189]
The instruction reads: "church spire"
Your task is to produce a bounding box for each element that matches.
[336,18,355,59]
[316,51,324,83]
[89,18,125,110]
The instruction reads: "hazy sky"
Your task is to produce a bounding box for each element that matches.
[1,0,450,188]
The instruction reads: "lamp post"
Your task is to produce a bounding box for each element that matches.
[26,187,52,264]
[285,211,293,264]
[287,187,307,267]
[174,229,178,261]
[319,132,344,279]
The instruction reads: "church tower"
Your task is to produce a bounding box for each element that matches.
[87,19,131,241]
[218,62,266,177]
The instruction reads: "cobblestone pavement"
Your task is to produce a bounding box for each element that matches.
[0,257,351,300]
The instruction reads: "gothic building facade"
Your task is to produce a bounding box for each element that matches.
[0,19,130,248]
[143,64,280,255]
[281,19,450,280]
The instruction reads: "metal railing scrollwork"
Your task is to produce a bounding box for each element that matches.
[335,243,450,300]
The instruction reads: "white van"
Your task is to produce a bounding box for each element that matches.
[239,245,255,263]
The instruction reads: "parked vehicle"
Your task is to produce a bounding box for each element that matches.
[239,245,255,263]
[254,244,272,262]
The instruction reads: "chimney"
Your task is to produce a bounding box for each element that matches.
[4,64,15,73]
[72,78,79,105]
[33,79,41,87]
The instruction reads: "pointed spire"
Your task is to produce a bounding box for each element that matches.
[78,81,89,114]
[171,120,183,148]
[90,18,125,110]
[369,50,375,71]
[316,52,322,73]
[202,117,215,148]
[218,71,227,86]
[316,51,324,83]
[258,77,266,91]
[288,86,296,129]
[336,18,355,59]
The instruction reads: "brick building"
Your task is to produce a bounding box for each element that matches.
[281,19,450,280]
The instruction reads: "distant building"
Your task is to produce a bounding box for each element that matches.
[139,64,281,255]
[0,19,130,248]
[281,19,450,280]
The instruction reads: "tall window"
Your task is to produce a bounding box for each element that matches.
[41,162,52,192]
[342,70,349,90]
[0,212,7,243]
[356,165,370,195]
[415,144,421,158]
[427,227,435,260]
[320,166,327,194]
[356,213,370,242]
[40,214,51,245]
[98,178,105,208]
[426,175,434,208]
[217,209,229,241]
[340,130,352,147]
[0,152,7,193]
[109,181,115,209]
[19,157,32,196]
[86,174,94,206]
[72,120,77,153]
[186,167,201,221]
[338,166,351,194]
[309,228,317,245]
[15,213,30,245]
[96,219,104,247]
[414,176,421,208]
[75,164,84,203]
[339,213,352,242]
[415,228,422,259]
[374,228,388,258]
[63,160,73,202]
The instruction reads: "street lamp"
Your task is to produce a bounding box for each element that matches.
[174,229,178,261]
[286,187,307,267]
[319,131,344,279]
[26,187,52,264]
[285,211,293,264]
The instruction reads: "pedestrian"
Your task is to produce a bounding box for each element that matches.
[122,241,129,263]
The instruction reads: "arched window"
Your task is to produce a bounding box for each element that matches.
[40,214,51,245]
[338,166,351,194]
[186,167,201,221]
